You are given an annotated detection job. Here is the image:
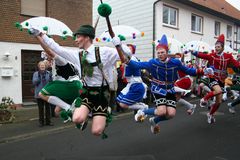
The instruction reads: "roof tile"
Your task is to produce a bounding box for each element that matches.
[191,0,240,20]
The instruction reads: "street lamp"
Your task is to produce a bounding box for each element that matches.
[3,52,11,60]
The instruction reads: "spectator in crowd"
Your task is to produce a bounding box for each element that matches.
[42,55,56,118]
[32,61,53,127]
[141,69,152,104]
[116,64,128,113]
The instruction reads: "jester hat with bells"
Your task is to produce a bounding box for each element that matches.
[215,34,225,47]
[156,34,169,52]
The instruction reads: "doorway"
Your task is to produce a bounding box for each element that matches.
[21,50,42,102]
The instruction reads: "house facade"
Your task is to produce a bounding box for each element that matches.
[0,0,92,105]
[93,0,240,60]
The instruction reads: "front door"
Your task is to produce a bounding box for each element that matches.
[21,50,42,102]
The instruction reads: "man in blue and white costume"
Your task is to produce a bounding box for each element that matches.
[124,35,203,134]
[116,44,148,111]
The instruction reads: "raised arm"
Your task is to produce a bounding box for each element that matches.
[29,27,79,65]
[36,36,55,59]
[229,54,240,68]
[127,59,151,71]
[178,61,197,76]
[40,33,79,64]
[192,51,212,61]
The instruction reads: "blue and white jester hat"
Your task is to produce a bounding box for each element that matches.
[157,34,169,51]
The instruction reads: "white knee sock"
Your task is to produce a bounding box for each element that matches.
[178,98,193,110]
[203,86,211,93]
[48,96,70,111]
[128,102,148,110]
[222,93,227,100]
[231,90,239,97]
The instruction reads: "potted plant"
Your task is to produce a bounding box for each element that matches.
[0,97,15,123]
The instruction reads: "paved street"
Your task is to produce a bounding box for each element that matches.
[0,100,240,160]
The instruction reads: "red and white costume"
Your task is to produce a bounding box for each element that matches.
[174,69,193,95]
[197,51,240,82]
[195,34,240,123]
[196,35,240,82]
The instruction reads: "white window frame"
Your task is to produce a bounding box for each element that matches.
[226,25,233,40]
[21,0,46,17]
[162,5,178,28]
[215,21,221,37]
[191,14,203,34]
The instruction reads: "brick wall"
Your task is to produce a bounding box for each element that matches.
[0,0,92,46]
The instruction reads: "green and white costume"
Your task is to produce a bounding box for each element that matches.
[42,34,119,117]
[40,55,82,105]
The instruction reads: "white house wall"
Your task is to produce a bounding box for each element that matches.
[93,0,156,61]
[0,42,42,104]
[93,0,237,61]
[0,42,77,104]
[155,0,235,50]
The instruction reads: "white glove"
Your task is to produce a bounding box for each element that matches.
[29,27,41,37]
[41,51,48,60]
[204,67,214,75]
[121,44,132,58]
[182,47,188,54]
[112,36,121,46]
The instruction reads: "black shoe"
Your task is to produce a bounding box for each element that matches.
[46,122,54,126]
[111,111,118,116]
[39,123,44,127]
[75,119,88,131]
[81,120,88,131]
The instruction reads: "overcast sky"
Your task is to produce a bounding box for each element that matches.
[226,0,240,11]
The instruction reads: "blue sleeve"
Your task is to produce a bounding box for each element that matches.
[32,72,40,86]
[49,72,53,82]
[128,60,151,71]
[47,71,53,82]
[178,62,197,76]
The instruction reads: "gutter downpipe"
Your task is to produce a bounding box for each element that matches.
[153,0,161,58]
[236,24,239,52]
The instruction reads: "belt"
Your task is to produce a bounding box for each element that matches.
[83,85,108,90]
[151,78,173,85]
[214,69,227,74]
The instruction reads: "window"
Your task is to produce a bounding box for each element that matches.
[191,14,203,33]
[215,21,221,36]
[237,26,240,41]
[21,0,46,16]
[226,25,232,39]
[163,5,178,27]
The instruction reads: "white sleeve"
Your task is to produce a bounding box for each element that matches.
[54,55,68,66]
[42,34,80,66]
[103,47,120,65]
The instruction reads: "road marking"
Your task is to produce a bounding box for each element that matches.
[199,111,225,116]
[0,124,74,145]
[29,118,38,121]
[215,156,228,160]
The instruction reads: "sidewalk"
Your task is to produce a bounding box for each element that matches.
[0,117,74,144]
[0,106,74,144]
[11,106,38,122]
[0,106,133,144]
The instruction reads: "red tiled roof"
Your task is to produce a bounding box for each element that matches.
[191,0,240,21]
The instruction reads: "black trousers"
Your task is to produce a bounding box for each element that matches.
[36,98,51,125]
[50,104,56,117]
